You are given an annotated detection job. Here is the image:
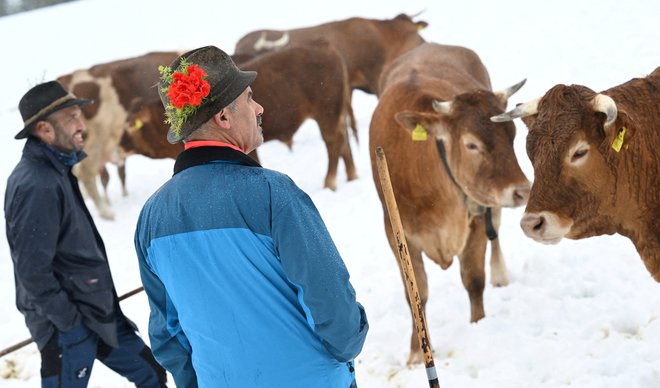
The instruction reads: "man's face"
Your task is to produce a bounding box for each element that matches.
[44,105,86,153]
[227,87,264,154]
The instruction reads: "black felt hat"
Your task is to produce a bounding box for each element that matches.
[16,81,92,140]
[159,45,257,144]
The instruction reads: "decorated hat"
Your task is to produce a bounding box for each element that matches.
[16,81,92,140]
[158,45,257,144]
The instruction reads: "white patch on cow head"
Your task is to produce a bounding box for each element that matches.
[565,138,591,167]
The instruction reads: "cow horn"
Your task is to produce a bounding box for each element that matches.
[409,9,426,18]
[253,32,290,51]
[590,93,618,128]
[490,97,541,122]
[432,99,452,114]
[495,78,527,100]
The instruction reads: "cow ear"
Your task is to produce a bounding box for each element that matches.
[395,111,447,139]
[609,109,637,142]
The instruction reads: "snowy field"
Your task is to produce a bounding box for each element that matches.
[1,0,659,387]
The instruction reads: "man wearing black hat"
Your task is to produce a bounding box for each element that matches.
[134,45,369,388]
[5,81,168,387]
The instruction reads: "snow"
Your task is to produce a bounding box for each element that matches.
[1,0,659,387]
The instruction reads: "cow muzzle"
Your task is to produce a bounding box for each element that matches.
[520,211,573,244]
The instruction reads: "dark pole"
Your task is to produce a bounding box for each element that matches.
[0,286,145,358]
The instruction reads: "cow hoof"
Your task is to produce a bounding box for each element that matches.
[324,179,337,191]
[99,209,115,221]
[406,350,424,366]
[490,271,510,287]
[490,261,509,287]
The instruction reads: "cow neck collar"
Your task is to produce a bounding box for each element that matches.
[435,139,498,240]
[173,145,261,176]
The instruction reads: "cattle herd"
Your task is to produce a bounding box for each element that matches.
[56,12,659,364]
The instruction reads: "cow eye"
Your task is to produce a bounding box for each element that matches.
[465,142,479,152]
[571,148,588,163]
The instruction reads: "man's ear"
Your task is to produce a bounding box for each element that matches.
[33,121,53,142]
[213,110,231,130]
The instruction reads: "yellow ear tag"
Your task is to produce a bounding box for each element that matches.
[611,126,627,152]
[411,124,428,141]
[134,118,143,130]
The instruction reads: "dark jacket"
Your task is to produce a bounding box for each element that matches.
[4,137,124,350]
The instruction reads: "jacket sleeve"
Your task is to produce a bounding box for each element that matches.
[5,181,80,331]
[134,216,198,388]
[271,186,369,362]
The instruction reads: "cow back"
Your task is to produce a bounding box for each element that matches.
[234,14,426,94]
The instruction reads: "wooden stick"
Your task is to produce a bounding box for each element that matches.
[0,286,145,358]
[375,146,440,388]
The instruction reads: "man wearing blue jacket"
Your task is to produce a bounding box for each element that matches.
[134,45,369,388]
[5,81,167,387]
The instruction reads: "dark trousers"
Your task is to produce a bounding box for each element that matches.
[40,320,167,388]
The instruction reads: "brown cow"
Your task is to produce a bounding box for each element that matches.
[370,43,530,364]
[57,51,179,220]
[234,13,428,95]
[116,41,357,191]
[238,40,357,190]
[122,97,183,160]
[96,96,183,196]
[491,67,660,280]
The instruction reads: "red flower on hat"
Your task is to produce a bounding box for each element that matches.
[159,59,218,137]
[167,64,211,109]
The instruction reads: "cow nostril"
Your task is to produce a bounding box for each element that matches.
[521,213,545,236]
[532,215,545,232]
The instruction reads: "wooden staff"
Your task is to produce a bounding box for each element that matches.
[375,146,440,388]
[0,286,145,358]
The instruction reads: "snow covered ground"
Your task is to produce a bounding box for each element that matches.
[1,0,659,387]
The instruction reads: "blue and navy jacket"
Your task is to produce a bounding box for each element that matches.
[134,145,369,388]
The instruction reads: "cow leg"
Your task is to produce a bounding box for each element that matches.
[383,219,428,365]
[488,207,509,287]
[340,131,358,182]
[118,164,127,197]
[320,128,342,191]
[115,147,128,197]
[76,159,115,220]
[99,166,110,195]
[458,215,488,323]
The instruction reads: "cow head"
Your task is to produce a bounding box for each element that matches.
[491,84,629,243]
[395,80,530,208]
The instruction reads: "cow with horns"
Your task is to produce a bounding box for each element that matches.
[492,67,660,280]
[234,13,428,96]
[370,42,531,364]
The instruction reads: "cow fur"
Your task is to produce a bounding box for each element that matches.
[503,67,660,280]
[113,42,358,191]
[369,43,530,364]
[234,13,427,95]
[237,40,358,190]
[57,51,179,220]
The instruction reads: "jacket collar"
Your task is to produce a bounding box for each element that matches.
[173,145,261,175]
[23,137,87,176]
